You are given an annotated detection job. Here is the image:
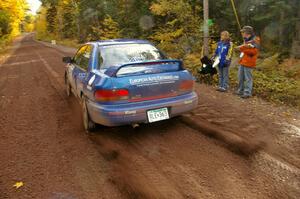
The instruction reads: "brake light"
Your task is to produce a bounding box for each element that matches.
[94,89,129,101]
[179,80,194,92]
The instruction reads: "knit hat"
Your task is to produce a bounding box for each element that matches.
[240,26,254,35]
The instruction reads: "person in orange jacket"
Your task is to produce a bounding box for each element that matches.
[235,26,260,98]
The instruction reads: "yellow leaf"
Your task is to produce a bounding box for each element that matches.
[13,182,24,189]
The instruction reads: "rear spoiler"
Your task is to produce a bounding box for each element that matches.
[104,60,184,77]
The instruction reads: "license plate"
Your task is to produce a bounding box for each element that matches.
[147,108,169,123]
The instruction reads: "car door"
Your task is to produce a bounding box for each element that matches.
[70,45,87,96]
[74,45,93,98]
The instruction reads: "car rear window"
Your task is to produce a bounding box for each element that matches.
[98,44,166,69]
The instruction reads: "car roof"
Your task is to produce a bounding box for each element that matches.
[92,39,152,46]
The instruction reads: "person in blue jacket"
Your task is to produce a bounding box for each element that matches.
[212,31,233,92]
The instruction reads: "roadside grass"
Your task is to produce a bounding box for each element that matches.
[0,35,13,53]
[229,67,300,108]
[36,33,81,48]
[193,55,300,109]
[0,34,19,64]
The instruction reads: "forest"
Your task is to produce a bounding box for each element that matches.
[1,0,299,107]
[0,0,35,49]
[34,0,299,56]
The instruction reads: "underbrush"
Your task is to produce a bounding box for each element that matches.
[193,54,300,109]
[36,33,81,48]
[230,67,300,108]
[0,35,13,53]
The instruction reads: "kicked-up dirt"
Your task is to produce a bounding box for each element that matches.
[0,34,299,199]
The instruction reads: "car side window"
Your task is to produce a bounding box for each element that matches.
[73,46,87,66]
[98,50,104,69]
[80,45,92,71]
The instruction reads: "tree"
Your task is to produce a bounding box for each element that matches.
[0,0,28,38]
[98,15,121,40]
[45,2,57,34]
[34,0,300,57]
[23,14,35,32]
[57,0,77,39]
[150,0,202,58]
[0,10,11,36]
[35,6,48,40]
[209,0,299,54]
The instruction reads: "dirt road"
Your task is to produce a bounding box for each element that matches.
[0,34,299,199]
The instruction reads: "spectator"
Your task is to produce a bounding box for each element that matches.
[235,26,260,98]
[212,31,233,92]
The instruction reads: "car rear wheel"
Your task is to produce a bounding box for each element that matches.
[82,97,95,132]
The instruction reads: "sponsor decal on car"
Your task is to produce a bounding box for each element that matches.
[129,75,179,87]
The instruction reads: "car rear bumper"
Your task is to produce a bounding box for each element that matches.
[86,92,198,127]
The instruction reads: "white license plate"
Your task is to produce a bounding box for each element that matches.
[147,108,169,123]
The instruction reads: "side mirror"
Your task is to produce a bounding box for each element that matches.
[63,56,73,63]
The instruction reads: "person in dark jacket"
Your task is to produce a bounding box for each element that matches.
[212,31,233,92]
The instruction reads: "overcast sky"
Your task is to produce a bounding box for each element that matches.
[26,0,42,15]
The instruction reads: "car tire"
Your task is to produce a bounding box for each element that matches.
[82,97,95,132]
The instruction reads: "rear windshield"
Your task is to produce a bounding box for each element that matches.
[98,43,166,69]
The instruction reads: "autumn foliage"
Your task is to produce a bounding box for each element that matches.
[0,0,34,49]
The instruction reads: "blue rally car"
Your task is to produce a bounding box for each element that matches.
[63,39,198,131]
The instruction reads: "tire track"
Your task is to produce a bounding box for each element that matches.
[33,48,67,102]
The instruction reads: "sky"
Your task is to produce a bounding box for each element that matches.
[26,0,42,15]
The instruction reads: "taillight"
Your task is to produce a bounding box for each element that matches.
[94,89,129,102]
[179,80,194,92]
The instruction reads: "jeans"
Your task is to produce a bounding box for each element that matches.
[218,65,229,90]
[238,65,253,96]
